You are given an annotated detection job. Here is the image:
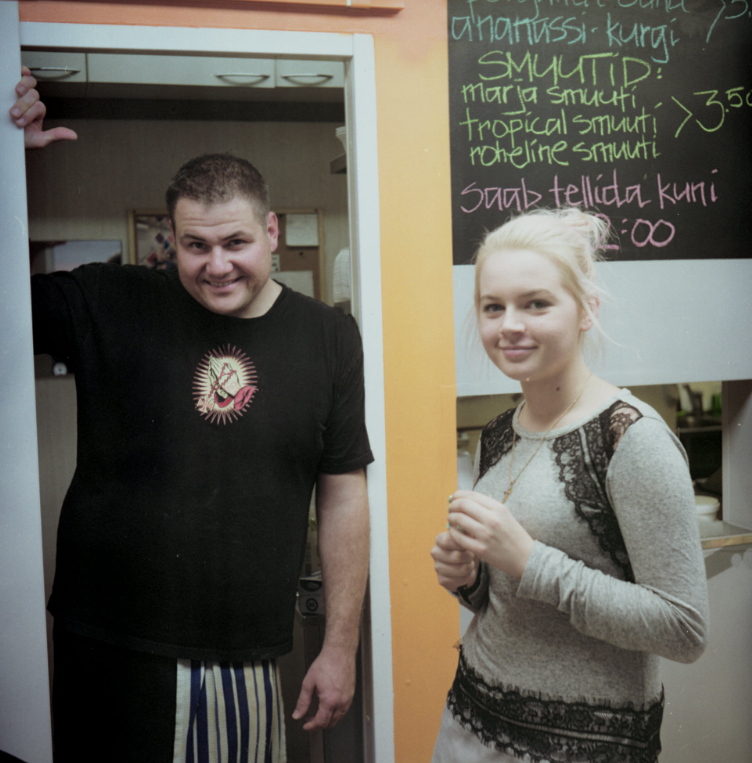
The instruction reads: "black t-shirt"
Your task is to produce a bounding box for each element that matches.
[32,264,373,661]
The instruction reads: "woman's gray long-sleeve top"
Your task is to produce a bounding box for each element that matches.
[450,391,709,763]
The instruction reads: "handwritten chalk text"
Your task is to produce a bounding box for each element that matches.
[474,51,652,89]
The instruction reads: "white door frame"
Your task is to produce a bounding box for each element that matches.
[4,18,393,763]
[0,6,54,763]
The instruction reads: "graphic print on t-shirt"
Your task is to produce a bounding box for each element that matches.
[193,345,258,424]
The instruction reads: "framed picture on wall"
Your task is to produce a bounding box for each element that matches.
[127,210,177,269]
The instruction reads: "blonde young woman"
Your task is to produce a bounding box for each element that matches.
[431,209,709,763]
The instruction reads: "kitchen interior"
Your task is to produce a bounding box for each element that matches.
[25,47,359,763]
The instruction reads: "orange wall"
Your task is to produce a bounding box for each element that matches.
[17,1,460,760]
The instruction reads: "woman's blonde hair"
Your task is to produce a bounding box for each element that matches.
[472,207,610,351]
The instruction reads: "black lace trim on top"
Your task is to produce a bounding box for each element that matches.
[476,408,516,484]
[552,400,642,582]
[447,649,663,763]
[476,399,642,581]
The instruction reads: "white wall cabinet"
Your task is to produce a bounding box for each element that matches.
[87,53,276,88]
[22,50,87,96]
[22,50,86,81]
[22,51,345,92]
[275,59,344,88]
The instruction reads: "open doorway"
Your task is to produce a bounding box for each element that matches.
[28,53,350,763]
[8,20,390,763]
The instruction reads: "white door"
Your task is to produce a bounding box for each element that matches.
[0,4,54,763]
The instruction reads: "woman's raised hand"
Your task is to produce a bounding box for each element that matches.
[9,67,78,149]
[431,531,479,592]
[446,490,534,580]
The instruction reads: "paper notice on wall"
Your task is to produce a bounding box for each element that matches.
[285,214,319,246]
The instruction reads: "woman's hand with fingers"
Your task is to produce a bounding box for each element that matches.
[431,531,479,592]
[447,490,534,579]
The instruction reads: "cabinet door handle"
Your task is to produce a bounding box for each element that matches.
[214,73,270,85]
[28,66,81,78]
[281,74,334,85]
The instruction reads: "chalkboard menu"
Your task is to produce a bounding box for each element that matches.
[448,0,752,263]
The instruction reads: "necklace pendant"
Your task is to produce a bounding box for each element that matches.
[502,486,513,503]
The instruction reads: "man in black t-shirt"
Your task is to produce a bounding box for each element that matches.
[11,68,372,763]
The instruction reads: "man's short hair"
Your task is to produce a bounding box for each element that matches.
[165,154,271,224]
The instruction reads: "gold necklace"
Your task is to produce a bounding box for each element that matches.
[502,372,593,503]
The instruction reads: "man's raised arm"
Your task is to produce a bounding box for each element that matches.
[9,66,77,149]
